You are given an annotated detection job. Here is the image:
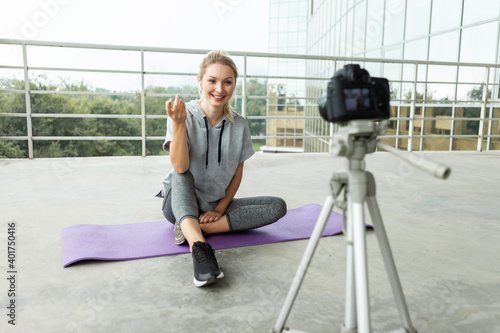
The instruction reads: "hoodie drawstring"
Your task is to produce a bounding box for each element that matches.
[203,117,209,168]
[218,120,226,166]
[203,117,226,168]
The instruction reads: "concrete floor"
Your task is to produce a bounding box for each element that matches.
[1,151,499,333]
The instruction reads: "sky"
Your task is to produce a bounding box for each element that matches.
[0,0,271,91]
[0,0,270,51]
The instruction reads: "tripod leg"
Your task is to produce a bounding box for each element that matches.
[272,195,335,333]
[342,198,357,333]
[351,201,371,333]
[366,195,417,333]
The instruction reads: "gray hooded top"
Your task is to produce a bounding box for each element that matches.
[162,99,255,212]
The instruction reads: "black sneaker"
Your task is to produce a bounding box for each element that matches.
[192,241,224,287]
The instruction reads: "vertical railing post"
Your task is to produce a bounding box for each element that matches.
[284,98,288,147]
[477,67,490,152]
[22,43,34,159]
[141,49,146,157]
[408,63,418,152]
[450,63,461,151]
[242,54,247,118]
[328,60,337,154]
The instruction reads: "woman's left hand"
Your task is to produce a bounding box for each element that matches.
[200,211,222,223]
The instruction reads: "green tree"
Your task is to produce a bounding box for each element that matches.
[0,78,28,158]
[0,77,271,158]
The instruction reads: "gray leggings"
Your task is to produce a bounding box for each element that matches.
[162,171,287,232]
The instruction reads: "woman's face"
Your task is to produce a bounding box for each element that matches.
[198,63,236,109]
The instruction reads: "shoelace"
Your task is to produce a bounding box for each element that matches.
[193,243,214,263]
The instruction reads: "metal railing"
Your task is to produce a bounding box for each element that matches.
[1,39,500,158]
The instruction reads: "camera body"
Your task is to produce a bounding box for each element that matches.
[318,64,391,123]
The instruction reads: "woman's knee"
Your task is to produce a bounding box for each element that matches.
[172,169,194,182]
[170,170,200,222]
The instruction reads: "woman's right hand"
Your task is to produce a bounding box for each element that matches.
[166,94,189,173]
[166,95,186,124]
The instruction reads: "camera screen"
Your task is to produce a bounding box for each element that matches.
[343,88,372,112]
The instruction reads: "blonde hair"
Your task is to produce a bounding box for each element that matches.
[198,50,238,122]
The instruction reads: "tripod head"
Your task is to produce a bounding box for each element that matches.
[331,120,387,158]
[331,119,451,180]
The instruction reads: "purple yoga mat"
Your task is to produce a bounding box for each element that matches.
[62,204,347,267]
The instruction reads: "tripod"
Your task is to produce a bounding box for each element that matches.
[271,120,450,333]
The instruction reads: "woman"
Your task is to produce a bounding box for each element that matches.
[161,51,287,287]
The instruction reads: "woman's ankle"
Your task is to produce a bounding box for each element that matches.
[180,218,205,251]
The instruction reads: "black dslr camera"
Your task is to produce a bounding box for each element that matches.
[318,64,391,123]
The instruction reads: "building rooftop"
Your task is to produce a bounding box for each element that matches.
[1,151,499,332]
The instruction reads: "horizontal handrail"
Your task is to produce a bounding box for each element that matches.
[3,38,500,68]
[1,38,500,158]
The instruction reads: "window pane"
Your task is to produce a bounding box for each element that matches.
[298,1,308,15]
[490,108,500,150]
[346,10,354,56]
[390,81,402,99]
[453,120,480,135]
[404,38,428,60]
[270,2,279,16]
[427,65,457,83]
[426,106,453,117]
[460,22,497,63]
[365,49,382,59]
[401,82,426,100]
[270,18,279,32]
[352,2,366,54]
[458,66,486,83]
[456,107,481,118]
[457,84,485,101]
[452,137,478,150]
[423,118,452,135]
[383,0,405,45]
[463,0,500,25]
[429,31,459,62]
[426,83,456,100]
[423,137,450,151]
[365,0,385,49]
[383,47,402,80]
[431,0,462,33]
[383,62,402,81]
[279,17,289,31]
[279,2,289,16]
[363,62,381,77]
[405,0,431,40]
[339,17,347,56]
[289,1,300,16]
[402,64,427,82]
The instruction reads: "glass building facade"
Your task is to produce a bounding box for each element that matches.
[265,0,309,152]
[298,0,500,151]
